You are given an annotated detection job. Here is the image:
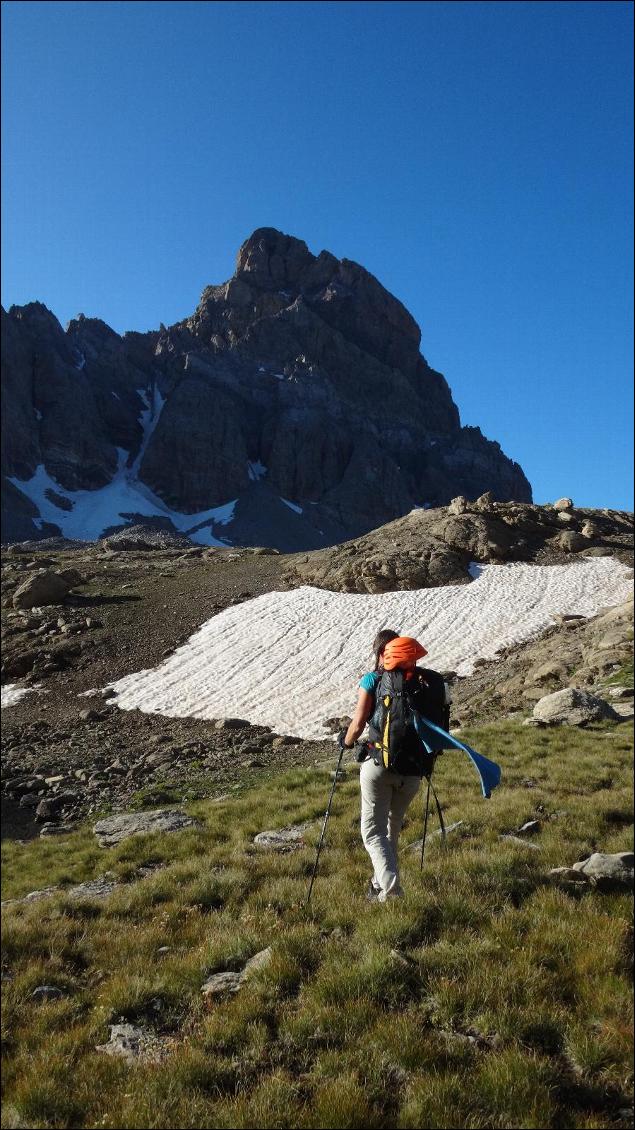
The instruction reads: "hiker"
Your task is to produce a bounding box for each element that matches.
[339,629,439,902]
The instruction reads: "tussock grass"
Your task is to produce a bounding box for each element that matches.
[1,720,633,1128]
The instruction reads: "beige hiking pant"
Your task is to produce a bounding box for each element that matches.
[360,759,421,900]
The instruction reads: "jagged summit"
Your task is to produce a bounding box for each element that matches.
[1,228,531,546]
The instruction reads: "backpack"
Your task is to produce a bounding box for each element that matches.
[367,667,451,778]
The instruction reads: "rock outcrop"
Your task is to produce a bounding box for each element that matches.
[283,498,634,593]
[2,228,531,547]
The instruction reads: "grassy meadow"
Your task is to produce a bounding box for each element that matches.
[1,720,633,1130]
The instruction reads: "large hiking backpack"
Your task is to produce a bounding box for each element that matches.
[367,666,451,778]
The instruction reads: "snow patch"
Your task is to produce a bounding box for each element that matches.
[281,498,303,515]
[2,684,40,709]
[131,385,165,477]
[107,558,633,740]
[247,460,267,481]
[9,457,237,546]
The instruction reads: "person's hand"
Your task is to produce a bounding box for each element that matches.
[337,728,350,751]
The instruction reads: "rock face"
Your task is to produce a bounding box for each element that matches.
[2,228,531,548]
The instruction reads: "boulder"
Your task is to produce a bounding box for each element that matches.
[12,570,75,609]
[553,497,574,511]
[214,718,251,730]
[557,531,587,553]
[572,852,634,892]
[55,567,83,587]
[532,687,618,726]
[448,495,469,515]
[93,809,198,847]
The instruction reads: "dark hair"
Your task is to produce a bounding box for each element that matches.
[372,628,399,671]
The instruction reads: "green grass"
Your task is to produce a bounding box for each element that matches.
[1,720,633,1129]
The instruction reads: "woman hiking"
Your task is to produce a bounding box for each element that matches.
[339,629,432,902]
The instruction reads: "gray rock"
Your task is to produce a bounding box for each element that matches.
[572,852,634,891]
[554,497,574,510]
[214,717,251,730]
[39,823,75,837]
[1,886,60,906]
[253,821,314,851]
[12,570,74,609]
[499,834,542,850]
[64,876,120,901]
[95,1023,170,1063]
[242,946,273,978]
[517,820,541,835]
[93,809,198,847]
[532,687,618,726]
[406,821,464,853]
[548,867,592,888]
[35,797,63,821]
[201,947,273,1000]
[557,531,587,553]
[448,495,468,515]
[31,985,64,1002]
[201,971,242,998]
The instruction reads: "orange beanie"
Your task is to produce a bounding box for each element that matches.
[382,636,427,670]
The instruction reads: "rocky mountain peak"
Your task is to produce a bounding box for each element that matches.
[2,228,532,546]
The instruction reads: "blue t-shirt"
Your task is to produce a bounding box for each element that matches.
[359,671,381,697]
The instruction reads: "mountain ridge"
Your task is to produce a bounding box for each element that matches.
[1,227,531,546]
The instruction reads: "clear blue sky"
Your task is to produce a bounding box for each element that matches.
[2,0,633,510]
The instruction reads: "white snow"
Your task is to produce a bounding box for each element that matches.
[107,558,632,740]
[9,381,240,546]
[10,447,237,546]
[247,460,267,481]
[131,385,165,477]
[2,683,40,709]
[281,497,303,515]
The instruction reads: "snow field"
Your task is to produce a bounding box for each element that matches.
[108,558,633,740]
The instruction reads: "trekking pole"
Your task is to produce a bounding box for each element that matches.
[306,744,345,905]
[420,776,446,871]
[420,777,432,871]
